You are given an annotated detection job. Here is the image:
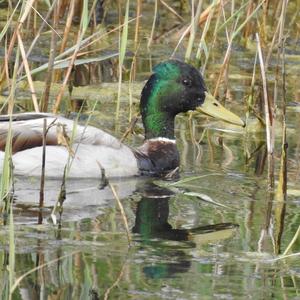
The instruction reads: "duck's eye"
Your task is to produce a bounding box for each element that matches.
[182,78,192,87]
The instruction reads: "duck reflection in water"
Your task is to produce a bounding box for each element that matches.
[132,181,238,279]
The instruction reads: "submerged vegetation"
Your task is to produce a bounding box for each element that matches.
[0,0,300,298]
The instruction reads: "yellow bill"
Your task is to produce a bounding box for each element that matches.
[196,92,245,127]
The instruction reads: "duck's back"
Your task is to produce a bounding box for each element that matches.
[0,113,139,178]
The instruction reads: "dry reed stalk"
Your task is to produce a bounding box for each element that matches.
[30,3,62,38]
[273,0,288,255]
[17,31,40,112]
[19,0,36,27]
[278,0,288,47]
[25,3,32,35]
[1,53,17,217]
[38,119,57,215]
[8,202,15,297]
[265,20,281,69]
[265,0,290,69]
[256,32,275,189]
[130,45,138,81]
[109,183,132,245]
[171,23,192,58]
[214,1,240,101]
[202,4,222,73]
[195,1,216,64]
[6,50,19,115]
[81,16,140,54]
[54,0,76,82]
[60,0,75,53]
[52,0,91,113]
[7,0,12,10]
[128,60,136,120]
[261,0,269,39]
[38,119,47,224]
[159,0,184,22]
[40,1,60,112]
[245,50,258,126]
[29,15,139,80]
[221,0,230,41]
[243,0,254,41]
[33,1,38,35]
[185,0,203,62]
[115,0,130,122]
[0,31,17,86]
[0,0,36,87]
[172,0,222,59]
[3,39,11,92]
[213,16,239,98]
[274,123,287,254]
[16,1,57,78]
[198,0,223,25]
[53,35,81,113]
[147,0,158,49]
[134,0,142,48]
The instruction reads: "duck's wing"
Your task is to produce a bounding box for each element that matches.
[0,113,123,153]
[0,113,52,122]
[0,125,58,153]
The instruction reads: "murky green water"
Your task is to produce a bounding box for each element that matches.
[1,1,300,299]
[2,115,300,299]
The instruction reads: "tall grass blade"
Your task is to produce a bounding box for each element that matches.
[0,0,22,43]
[17,17,138,82]
[8,203,15,299]
[17,31,40,112]
[41,1,59,112]
[116,0,130,121]
[232,0,265,40]
[19,0,35,24]
[256,28,275,194]
[256,35,274,148]
[0,121,12,210]
[0,47,18,208]
[217,0,250,33]
[30,3,62,39]
[185,0,203,62]
[53,0,93,113]
[81,0,89,32]
[196,0,217,62]
[147,0,158,50]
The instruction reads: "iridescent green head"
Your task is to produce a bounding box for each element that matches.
[140,60,207,139]
[140,60,244,140]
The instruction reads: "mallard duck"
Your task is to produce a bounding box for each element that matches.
[0,60,244,178]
